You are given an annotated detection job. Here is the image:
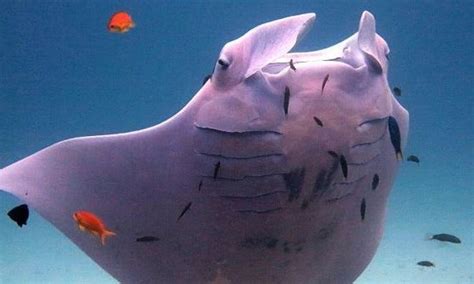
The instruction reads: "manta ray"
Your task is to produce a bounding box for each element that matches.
[0,11,408,283]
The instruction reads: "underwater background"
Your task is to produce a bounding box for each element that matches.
[0,1,472,283]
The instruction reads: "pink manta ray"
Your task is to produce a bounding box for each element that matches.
[0,11,408,283]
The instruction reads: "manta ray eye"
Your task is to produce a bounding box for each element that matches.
[217,59,230,70]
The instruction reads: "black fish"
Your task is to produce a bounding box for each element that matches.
[321,74,329,95]
[327,151,338,159]
[388,116,403,160]
[289,59,296,71]
[7,204,29,227]
[198,180,203,191]
[136,236,160,242]
[407,155,420,164]
[313,116,323,127]
[360,198,366,221]
[284,168,305,202]
[372,174,379,191]
[430,233,461,244]
[393,87,401,97]
[339,155,348,179]
[417,261,435,267]
[177,202,192,222]
[241,237,279,249]
[284,86,290,116]
[213,161,221,180]
[202,74,212,86]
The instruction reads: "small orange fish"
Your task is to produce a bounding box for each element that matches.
[108,11,135,33]
[73,211,116,245]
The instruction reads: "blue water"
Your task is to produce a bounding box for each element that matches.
[1,1,472,283]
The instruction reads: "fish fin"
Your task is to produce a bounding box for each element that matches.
[130,22,136,28]
[78,224,86,231]
[101,230,117,245]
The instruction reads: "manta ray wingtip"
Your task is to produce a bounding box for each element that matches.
[0,170,9,193]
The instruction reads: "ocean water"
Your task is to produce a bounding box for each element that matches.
[0,1,472,283]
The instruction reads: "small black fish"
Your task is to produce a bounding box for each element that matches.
[283,86,290,116]
[7,204,29,227]
[388,116,403,160]
[417,261,435,267]
[213,161,221,180]
[430,233,461,244]
[372,174,379,191]
[321,74,329,95]
[313,116,323,127]
[289,59,296,71]
[360,198,366,221]
[327,151,338,159]
[393,87,401,97]
[136,236,160,242]
[177,202,192,222]
[339,155,348,179]
[198,180,203,191]
[202,74,212,86]
[407,155,420,164]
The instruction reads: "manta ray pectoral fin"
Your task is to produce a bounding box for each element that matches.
[357,11,388,73]
[212,13,316,88]
[0,123,177,230]
[0,135,130,199]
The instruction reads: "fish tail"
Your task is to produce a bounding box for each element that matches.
[424,233,433,241]
[396,151,403,161]
[101,229,117,245]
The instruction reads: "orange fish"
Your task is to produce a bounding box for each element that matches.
[108,11,135,33]
[73,211,116,245]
